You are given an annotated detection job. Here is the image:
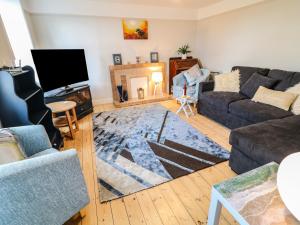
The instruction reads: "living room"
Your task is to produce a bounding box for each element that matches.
[0,0,300,224]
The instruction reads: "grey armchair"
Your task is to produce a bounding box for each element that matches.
[172,68,210,101]
[0,125,89,225]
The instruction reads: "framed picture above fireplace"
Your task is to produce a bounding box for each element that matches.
[122,19,148,40]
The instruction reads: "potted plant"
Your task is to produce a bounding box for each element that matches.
[177,44,191,59]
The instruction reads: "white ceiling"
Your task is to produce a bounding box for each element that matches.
[22,0,267,20]
[89,0,223,9]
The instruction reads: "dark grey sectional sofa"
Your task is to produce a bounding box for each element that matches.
[197,66,300,174]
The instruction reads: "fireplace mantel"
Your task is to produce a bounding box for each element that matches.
[109,62,170,107]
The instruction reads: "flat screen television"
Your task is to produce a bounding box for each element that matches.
[31,49,89,92]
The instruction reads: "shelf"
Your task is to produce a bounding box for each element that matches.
[30,109,50,124]
[8,70,29,76]
[18,88,41,101]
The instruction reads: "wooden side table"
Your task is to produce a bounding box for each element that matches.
[47,101,79,139]
[208,162,299,225]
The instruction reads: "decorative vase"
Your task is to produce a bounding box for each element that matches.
[137,88,144,99]
[117,85,124,102]
[123,90,128,101]
[181,54,187,60]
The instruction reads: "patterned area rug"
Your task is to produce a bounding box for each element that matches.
[93,104,229,202]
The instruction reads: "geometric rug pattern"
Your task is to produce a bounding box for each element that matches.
[93,104,230,202]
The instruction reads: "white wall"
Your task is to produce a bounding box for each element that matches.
[29,14,197,103]
[196,0,300,73]
[0,16,14,67]
[0,0,34,67]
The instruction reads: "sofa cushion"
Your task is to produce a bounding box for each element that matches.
[200,91,246,112]
[213,70,240,92]
[268,70,300,91]
[232,66,269,86]
[240,72,278,98]
[286,83,300,114]
[229,99,293,123]
[0,129,26,165]
[230,115,300,165]
[252,86,297,111]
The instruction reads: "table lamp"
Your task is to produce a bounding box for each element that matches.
[152,71,163,95]
[277,152,300,221]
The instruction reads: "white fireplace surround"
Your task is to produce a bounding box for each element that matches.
[130,76,149,99]
[109,62,169,107]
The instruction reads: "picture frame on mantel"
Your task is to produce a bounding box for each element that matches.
[113,54,122,65]
[150,52,159,63]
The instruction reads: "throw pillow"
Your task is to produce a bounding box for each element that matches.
[183,64,204,86]
[213,70,240,92]
[286,83,300,115]
[0,129,26,165]
[240,72,278,98]
[252,86,297,111]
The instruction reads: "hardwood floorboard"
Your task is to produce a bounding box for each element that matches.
[157,183,196,225]
[123,194,147,225]
[136,191,164,225]
[65,100,237,225]
[147,187,180,225]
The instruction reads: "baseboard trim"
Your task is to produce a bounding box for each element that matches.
[93,98,113,105]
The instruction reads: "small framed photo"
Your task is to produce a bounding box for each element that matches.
[150,52,159,63]
[113,54,122,65]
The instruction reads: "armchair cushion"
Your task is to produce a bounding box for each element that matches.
[184,65,210,86]
[9,125,52,157]
[30,148,59,158]
[183,64,202,85]
[0,129,26,165]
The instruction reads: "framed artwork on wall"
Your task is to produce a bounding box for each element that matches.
[122,19,148,40]
[113,54,122,65]
[150,52,159,63]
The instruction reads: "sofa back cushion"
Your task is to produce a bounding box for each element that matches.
[232,66,269,86]
[240,72,278,98]
[0,129,26,165]
[268,70,300,91]
[252,86,297,111]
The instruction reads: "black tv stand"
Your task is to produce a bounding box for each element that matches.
[45,85,93,119]
[51,84,88,97]
[64,85,74,92]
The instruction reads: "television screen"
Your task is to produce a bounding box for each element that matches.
[31,49,89,92]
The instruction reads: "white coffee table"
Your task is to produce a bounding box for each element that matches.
[176,95,196,117]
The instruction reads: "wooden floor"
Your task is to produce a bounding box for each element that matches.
[64,100,237,225]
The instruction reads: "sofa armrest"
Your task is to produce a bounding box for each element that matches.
[199,81,214,93]
[9,125,52,157]
[0,150,89,225]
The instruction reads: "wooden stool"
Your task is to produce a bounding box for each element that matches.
[47,101,79,139]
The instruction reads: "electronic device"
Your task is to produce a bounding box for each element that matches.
[31,49,89,92]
